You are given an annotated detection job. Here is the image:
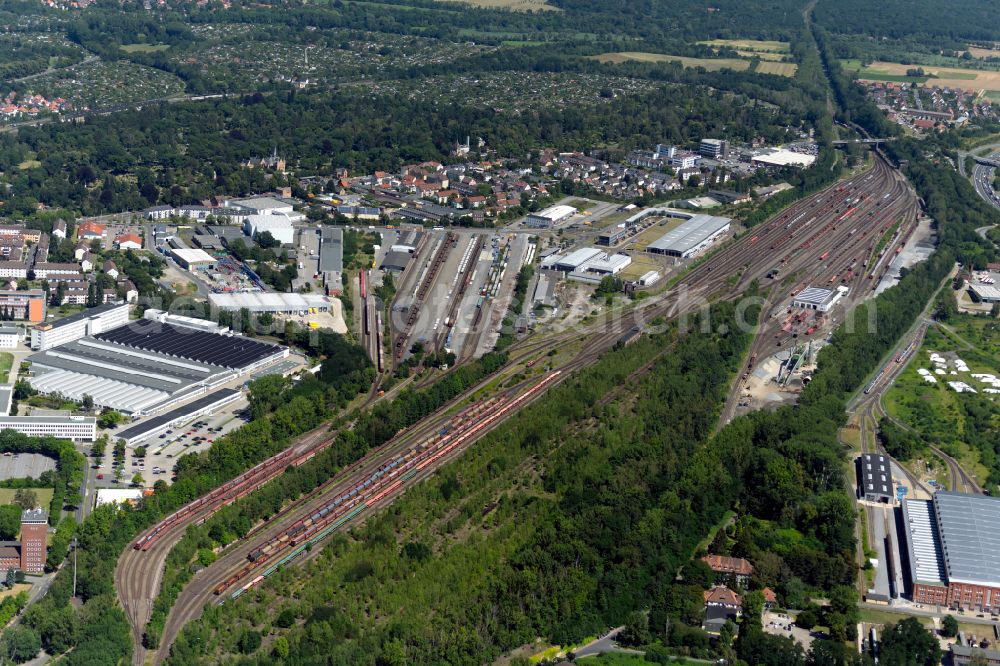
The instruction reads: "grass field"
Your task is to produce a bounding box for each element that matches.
[0,488,54,510]
[883,319,1000,487]
[0,353,14,383]
[17,160,41,170]
[565,198,598,211]
[630,219,681,250]
[119,43,170,53]
[590,52,750,71]
[699,39,790,53]
[436,0,559,10]
[0,584,31,601]
[857,61,1000,90]
[618,254,663,281]
[756,61,797,76]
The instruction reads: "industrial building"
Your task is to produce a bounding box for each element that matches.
[27,320,286,415]
[646,215,732,258]
[969,283,1000,304]
[170,248,217,271]
[525,205,576,228]
[116,388,243,446]
[30,302,130,351]
[208,292,335,314]
[578,253,631,275]
[0,290,45,323]
[751,150,817,169]
[0,415,96,441]
[857,453,894,503]
[597,225,629,246]
[792,286,846,312]
[903,491,1000,612]
[319,227,344,294]
[638,270,661,287]
[542,248,603,272]
[242,214,295,245]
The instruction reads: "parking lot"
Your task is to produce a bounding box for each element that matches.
[93,398,249,490]
[0,453,56,481]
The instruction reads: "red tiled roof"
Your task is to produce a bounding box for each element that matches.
[702,554,753,576]
[704,586,741,606]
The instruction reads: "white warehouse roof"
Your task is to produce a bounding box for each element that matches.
[170,248,215,264]
[530,204,576,221]
[752,150,817,168]
[581,253,631,274]
[647,215,731,255]
[555,247,604,271]
[208,292,334,313]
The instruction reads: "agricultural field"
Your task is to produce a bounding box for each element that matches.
[436,0,559,10]
[855,61,1000,92]
[590,52,795,76]
[590,52,751,71]
[756,61,798,76]
[968,46,1000,60]
[699,39,790,53]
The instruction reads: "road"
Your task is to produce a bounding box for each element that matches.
[573,627,645,660]
[120,152,924,662]
[970,152,1000,212]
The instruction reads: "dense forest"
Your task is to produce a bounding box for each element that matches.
[812,0,1000,43]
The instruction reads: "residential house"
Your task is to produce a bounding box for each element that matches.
[702,554,754,585]
[703,586,742,635]
[77,221,106,241]
[80,252,93,273]
[115,233,142,250]
[103,261,119,280]
[52,220,67,240]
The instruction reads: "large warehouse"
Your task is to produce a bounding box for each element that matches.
[525,205,576,228]
[27,320,286,415]
[646,214,731,258]
[903,491,1000,612]
[208,292,335,314]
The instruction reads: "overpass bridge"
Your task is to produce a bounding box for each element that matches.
[831,138,895,146]
[974,156,1000,168]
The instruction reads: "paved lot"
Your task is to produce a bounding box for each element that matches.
[763,611,815,650]
[0,453,56,480]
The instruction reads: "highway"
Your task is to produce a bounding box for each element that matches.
[119,151,922,663]
[971,151,1000,212]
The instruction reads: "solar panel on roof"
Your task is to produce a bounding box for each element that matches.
[94,321,281,369]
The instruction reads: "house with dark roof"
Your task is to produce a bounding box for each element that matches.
[703,586,742,635]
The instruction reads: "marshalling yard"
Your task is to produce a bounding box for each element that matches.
[116,151,928,664]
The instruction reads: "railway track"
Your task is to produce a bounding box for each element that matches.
[123,151,923,663]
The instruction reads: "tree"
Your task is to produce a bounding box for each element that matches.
[879,618,941,666]
[131,473,144,487]
[13,489,37,511]
[3,626,40,663]
[81,394,94,412]
[90,437,106,461]
[3,569,13,588]
[0,506,21,541]
[940,615,959,638]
